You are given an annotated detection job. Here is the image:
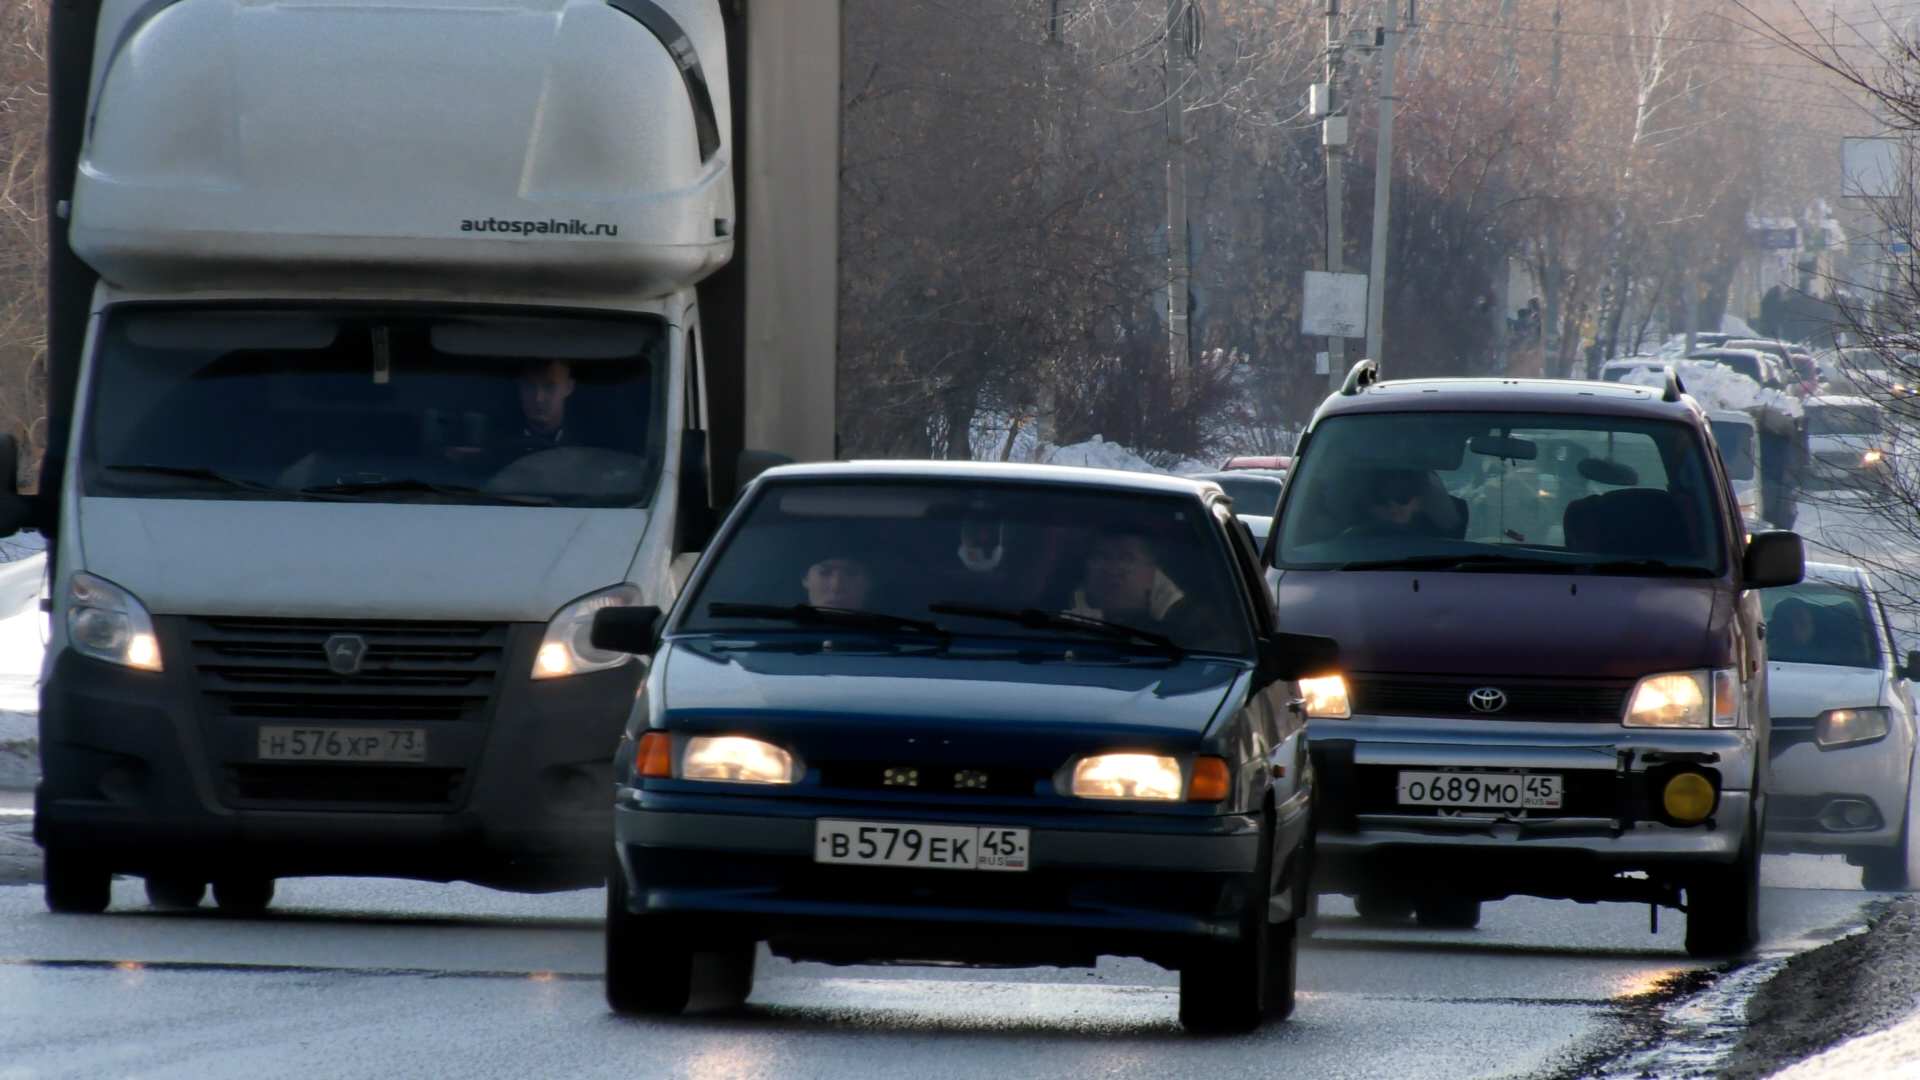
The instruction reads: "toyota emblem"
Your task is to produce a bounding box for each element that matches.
[1467,687,1508,713]
[324,633,369,675]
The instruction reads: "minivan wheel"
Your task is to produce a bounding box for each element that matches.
[144,875,207,910]
[1684,820,1761,958]
[43,847,111,914]
[212,876,275,914]
[1414,897,1482,930]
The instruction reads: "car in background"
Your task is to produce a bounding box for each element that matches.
[1688,348,1788,389]
[1190,471,1286,547]
[597,460,1336,1031]
[1802,395,1891,490]
[1811,348,1914,397]
[1598,358,1666,384]
[1222,455,1291,475]
[1762,563,1917,890]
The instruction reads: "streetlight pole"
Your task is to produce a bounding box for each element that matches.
[1322,0,1347,393]
[1363,1,1411,369]
[1165,0,1192,399]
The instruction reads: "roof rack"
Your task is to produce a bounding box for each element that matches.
[1340,359,1380,396]
[1662,365,1686,403]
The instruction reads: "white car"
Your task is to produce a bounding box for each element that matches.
[1802,395,1891,491]
[1763,562,1918,889]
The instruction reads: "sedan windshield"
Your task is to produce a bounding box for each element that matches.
[681,481,1253,655]
[1276,412,1726,574]
[1762,583,1880,669]
[1806,404,1883,437]
[83,305,668,507]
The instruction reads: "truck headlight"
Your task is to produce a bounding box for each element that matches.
[1298,674,1351,719]
[1816,707,1890,749]
[681,735,796,783]
[532,584,641,679]
[66,572,162,672]
[1070,753,1184,800]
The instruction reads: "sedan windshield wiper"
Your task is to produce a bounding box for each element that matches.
[1582,559,1717,578]
[1337,552,1573,572]
[300,478,553,506]
[706,602,948,636]
[928,601,1181,655]
[104,464,312,498]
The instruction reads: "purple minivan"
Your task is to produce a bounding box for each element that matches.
[1266,365,1803,957]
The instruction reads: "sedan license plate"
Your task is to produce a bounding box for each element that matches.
[814,819,1029,872]
[1397,771,1562,811]
[258,727,427,763]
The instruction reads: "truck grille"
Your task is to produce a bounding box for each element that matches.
[224,764,467,806]
[188,616,509,724]
[1349,677,1630,721]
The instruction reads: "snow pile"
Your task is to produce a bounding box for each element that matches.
[0,550,44,789]
[1039,436,1161,473]
[1620,360,1804,420]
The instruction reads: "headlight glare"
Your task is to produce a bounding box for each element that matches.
[1624,671,1710,728]
[1816,706,1891,749]
[66,572,162,672]
[1298,675,1351,719]
[1071,753,1183,800]
[532,584,641,679]
[681,735,796,783]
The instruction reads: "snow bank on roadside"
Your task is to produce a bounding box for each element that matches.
[1770,1010,1920,1080]
[1040,436,1161,473]
[1621,361,1804,419]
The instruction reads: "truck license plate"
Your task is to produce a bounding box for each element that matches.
[814,819,1029,872]
[257,727,427,763]
[1397,771,1562,811]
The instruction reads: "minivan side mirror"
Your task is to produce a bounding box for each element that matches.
[590,605,664,655]
[1260,631,1340,683]
[1743,531,1804,589]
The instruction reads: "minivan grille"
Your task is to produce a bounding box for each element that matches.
[188,616,508,724]
[1349,678,1630,721]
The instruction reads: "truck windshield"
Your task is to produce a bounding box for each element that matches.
[1276,412,1726,574]
[678,481,1254,656]
[82,306,667,508]
[1761,582,1880,669]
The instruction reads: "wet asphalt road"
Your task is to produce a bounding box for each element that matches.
[0,847,1889,1080]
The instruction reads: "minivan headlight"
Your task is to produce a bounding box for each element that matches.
[532,584,641,679]
[1298,675,1351,719]
[1816,707,1890,749]
[1623,668,1742,728]
[681,736,796,784]
[66,572,162,672]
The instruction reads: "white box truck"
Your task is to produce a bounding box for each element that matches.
[28,0,769,911]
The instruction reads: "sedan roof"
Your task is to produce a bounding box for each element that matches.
[753,458,1220,499]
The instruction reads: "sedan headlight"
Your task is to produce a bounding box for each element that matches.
[1624,669,1741,728]
[1816,707,1890,749]
[681,735,797,784]
[1071,753,1183,800]
[1863,450,1887,466]
[1298,675,1351,719]
[66,572,161,672]
[532,584,641,679]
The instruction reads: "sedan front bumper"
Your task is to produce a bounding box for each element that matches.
[1766,737,1911,855]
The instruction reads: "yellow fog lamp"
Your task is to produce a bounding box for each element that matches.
[1661,772,1717,824]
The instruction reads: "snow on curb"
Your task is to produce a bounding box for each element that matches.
[1771,1008,1920,1079]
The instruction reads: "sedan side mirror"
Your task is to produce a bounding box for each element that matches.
[590,605,664,655]
[1744,531,1804,589]
[1261,631,1340,683]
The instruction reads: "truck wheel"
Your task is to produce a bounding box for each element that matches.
[1353,891,1413,922]
[43,847,111,914]
[606,858,693,1016]
[1414,897,1482,929]
[144,875,207,909]
[1685,818,1761,958]
[212,876,275,914]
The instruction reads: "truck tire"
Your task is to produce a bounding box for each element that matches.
[1414,896,1482,929]
[43,847,111,914]
[145,875,207,909]
[212,875,275,914]
[1685,814,1761,958]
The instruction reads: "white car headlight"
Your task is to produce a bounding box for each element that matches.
[1070,753,1183,800]
[532,584,641,680]
[1624,669,1741,728]
[1298,674,1351,719]
[681,735,797,784]
[66,572,162,672]
[1816,707,1890,749]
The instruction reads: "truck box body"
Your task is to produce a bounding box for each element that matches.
[36,0,732,893]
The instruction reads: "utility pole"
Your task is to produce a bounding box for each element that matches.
[1364,0,1412,369]
[1165,0,1193,399]
[1321,0,1347,393]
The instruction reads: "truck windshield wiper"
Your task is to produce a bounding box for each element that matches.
[1337,553,1573,572]
[706,602,948,636]
[300,478,553,506]
[1582,559,1717,578]
[104,464,311,498]
[928,601,1181,655]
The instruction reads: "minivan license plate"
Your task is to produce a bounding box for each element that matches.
[814,819,1029,872]
[258,727,427,763]
[1397,771,1562,810]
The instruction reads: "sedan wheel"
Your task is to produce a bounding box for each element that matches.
[144,875,207,910]
[1180,819,1295,1032]
[605,859,756,1016]
[1857,812,1910,892]
[212,875,275,914]
[42,847,111,914]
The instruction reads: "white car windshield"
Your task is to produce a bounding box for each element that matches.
[1762,583,1880,669]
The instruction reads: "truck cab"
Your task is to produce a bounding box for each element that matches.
[34,0,735,910]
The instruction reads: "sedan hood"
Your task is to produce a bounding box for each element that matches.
[1276,569,1726,678]
[1767,661,1886,719]
[659,640,1242,763]
[78,497,649,621]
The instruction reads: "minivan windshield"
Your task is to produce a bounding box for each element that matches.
[680,481,1253,655]
[1276,411,1727,574]
[1762,582,1880,669]
[82,305,668,507]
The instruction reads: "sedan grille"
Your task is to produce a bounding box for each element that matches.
[1349,678,1630,722]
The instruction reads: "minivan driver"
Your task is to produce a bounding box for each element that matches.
[1346,468,1463,538]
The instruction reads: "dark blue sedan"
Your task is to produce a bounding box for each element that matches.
[590,462,1336,1031]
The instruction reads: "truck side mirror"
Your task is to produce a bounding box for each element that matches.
[735,448,794,502]
[1743,531,1804,588]
[590,606,664,656]
[675,428,716,552]
[1261,631,1340,683]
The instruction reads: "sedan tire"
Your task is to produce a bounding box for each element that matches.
[1179,820,1296,1032]
[1857,809,1910,892]
[605,859,757,1016]
[42,846,110,914]
[144,875,207,910]
[212,876,275,914]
